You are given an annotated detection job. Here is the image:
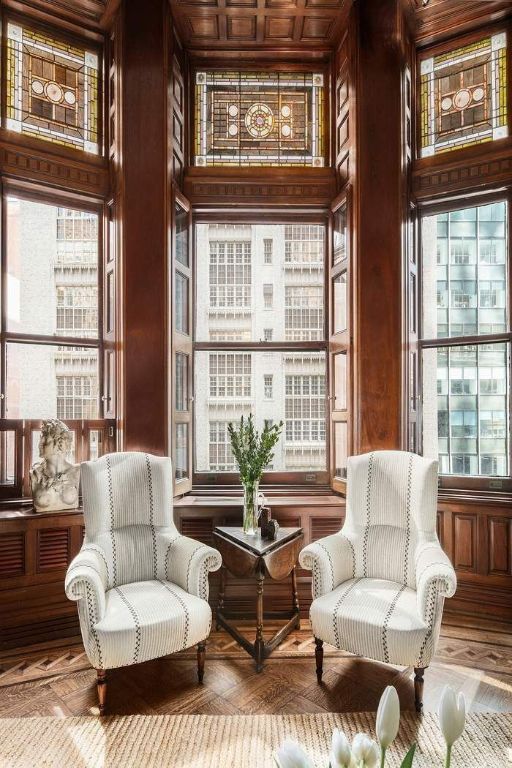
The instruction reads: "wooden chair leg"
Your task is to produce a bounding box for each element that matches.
[96,669,107,715]
[315,638,324,683]
[414,666,425,714]
[197,641,206,684]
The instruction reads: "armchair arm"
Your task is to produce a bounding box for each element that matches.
[65,546,108,625]
[160,533,222,600]
[415,541,457,625]
[299,533,355,599]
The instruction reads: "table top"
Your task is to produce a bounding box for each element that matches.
[214,526,303,556]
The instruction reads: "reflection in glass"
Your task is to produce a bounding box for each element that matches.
[175,272,189,334]
[334,422,348,479]
[333,273,347,334]
[0,432,16,485]
[334,352,347,410]
[176,353,188,412]
[333,202,347,265]
[175,204,189,266]
[176,423,188,481]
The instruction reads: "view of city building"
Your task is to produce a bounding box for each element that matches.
[195,223,326,473]
[6,199,100,429]
[421,201,509,476]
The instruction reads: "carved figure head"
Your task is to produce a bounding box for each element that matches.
[39,419,73,460]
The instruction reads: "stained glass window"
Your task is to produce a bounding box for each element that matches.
[6,22,100,154]
[420,33,507,157]
[194,71,324,167]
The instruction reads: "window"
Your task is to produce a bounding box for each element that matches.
[420,200,510,483]
[4,197,101,421]
[209,241,251,308]
[209,422,235,471]
[264,239,273,264]
[263,284,273,309]
[419,32,507,157]
[194,71,325,167]
[6,21,100,154]
[194,221,327,480]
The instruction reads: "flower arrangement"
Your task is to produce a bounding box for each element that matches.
[274,684,466,768]
[228,414,283,535]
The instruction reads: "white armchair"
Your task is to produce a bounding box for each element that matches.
[299,450,456,711]
[65,452,221,714]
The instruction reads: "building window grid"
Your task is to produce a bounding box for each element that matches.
[285,374,326,443]
[285,285,323,341]
[284,225,324,264]
[208,422,236,471]
[209,352,252,398]
[264,239,273,264]
[209,241,251,308]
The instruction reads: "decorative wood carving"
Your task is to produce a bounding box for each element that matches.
[184,168,336,207]
[414,0,511,45]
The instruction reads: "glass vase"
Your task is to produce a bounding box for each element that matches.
[242,480,260,535]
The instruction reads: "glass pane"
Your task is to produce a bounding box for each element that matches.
[333,202,347,265]
[176,423,188,481]
[422,201,508,339]
[6,22,100,154]
[89,430,101,461]
[176,353,189,412]
[175,272,189,334]
[334,422,348,479]
[422,343,509,477]
[334,352,347,410]
[195,71,325,167]
[420,32,508,157]
[106,271,114,334]
[195,350,326,472]
[175,204,189,267]
[6,343,99,420]
[333,272,347,334]
[6,198,99,338]
[0,432,16,485]
[195,223,324,342]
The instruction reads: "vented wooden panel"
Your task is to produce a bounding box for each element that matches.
[37,528,71,573]
[181,517,215,546]
[311,516,343,541]
[0,533,25,578]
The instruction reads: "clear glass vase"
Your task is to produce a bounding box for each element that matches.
[242,480,260,535]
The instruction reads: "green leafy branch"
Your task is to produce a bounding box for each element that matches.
[227,414,283,486]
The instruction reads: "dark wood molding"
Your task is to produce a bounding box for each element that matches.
[184,167,336,208]
[415,0,511,47]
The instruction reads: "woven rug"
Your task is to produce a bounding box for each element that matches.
[0,712,510,767]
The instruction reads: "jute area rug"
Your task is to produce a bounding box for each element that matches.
[0,712,511,768]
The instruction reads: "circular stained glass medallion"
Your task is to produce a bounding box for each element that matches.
[64,90,76,105]
[453,88,472,110]
[281,105,291,118]
[45,81,63,103]
[281,124,291,137]
[472,86,485,102]
[228,123,238,136]
[31,80,44,95]
[441,96,452,112]
[245,103,274,139]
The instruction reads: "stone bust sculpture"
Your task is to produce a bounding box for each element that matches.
[30,419,80,512]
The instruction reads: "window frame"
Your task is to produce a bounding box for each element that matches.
[191,209,330,490]
[416,189,512,492]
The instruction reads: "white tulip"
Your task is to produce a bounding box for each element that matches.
[376,686,400,750]
[351,734,380,768]
[274,739,314,768]
[439,685,466,748]
[330,728,352,768]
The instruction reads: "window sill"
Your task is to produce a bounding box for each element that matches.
[175,492,344,507]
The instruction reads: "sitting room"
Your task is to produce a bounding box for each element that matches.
[0,0,511,765]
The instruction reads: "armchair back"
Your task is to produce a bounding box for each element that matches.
[344,450,438,588]
[81,452,176,588]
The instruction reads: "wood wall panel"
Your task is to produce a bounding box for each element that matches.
[452,514,477,573]
[488,517,511,576]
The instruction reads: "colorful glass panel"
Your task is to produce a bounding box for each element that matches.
[420,33,507,157]
[194,71,324,167]
[6,22,100,154]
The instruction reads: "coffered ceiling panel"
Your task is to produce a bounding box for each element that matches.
[170,0,350,50]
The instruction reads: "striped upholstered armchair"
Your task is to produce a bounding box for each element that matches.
[299,450,456,712]
[65,452,221,714]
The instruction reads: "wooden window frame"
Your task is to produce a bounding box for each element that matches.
[191,209,331,492]
[416,189,512,493]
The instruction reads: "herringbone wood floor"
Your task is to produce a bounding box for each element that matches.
[1,623,511,717]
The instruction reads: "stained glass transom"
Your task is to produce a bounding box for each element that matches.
[6,22,100,154]
[420,33,507,157]
[195,71,324,167]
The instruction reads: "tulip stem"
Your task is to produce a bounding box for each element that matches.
[445,745,452,768]
[380,747,386,768]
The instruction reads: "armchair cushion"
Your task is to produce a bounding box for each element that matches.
[309,577,429,667]
[159,534,222,600]
[92,580,212,670]
[299,534,355,598]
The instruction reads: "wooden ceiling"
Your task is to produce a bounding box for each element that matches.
[415,0,512,45]
[169,0,350,53]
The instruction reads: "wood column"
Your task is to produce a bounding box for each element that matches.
[353,0,412,453]
[120,0,170,453]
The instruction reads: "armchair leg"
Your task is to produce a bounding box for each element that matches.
[315,638,324,683]
[197,641,206,684]
[414,666,425,714]
[96,669,107,715]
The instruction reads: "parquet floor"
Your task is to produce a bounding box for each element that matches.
[1,623,511,717]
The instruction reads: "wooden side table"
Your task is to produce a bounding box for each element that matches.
[213,526,304,672]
